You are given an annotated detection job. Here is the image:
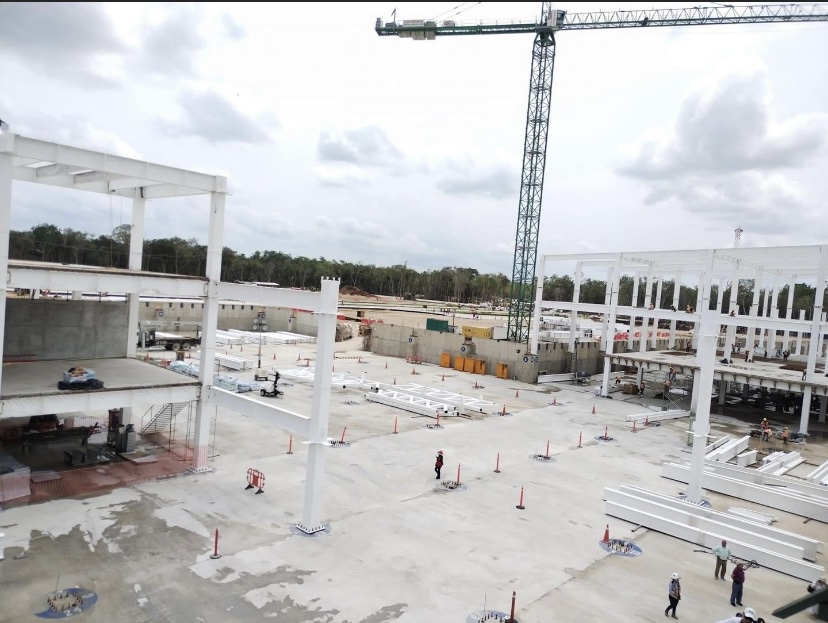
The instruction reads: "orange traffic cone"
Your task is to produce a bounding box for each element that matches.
[501,405,507,416]
[474,381,479,389]
[602,525,610,544]
[592,404,596,414]
[553,397,557,406]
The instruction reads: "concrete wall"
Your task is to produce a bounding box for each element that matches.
[368,323,606,383]
[139,301,320,335]
[4,299,128,362]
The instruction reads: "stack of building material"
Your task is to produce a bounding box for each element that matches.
[215,354,251,371]
[216,330,244,345]
[624,409,689,423]
[806,459,828,486]
[365,387,457,418]
[661,461,828,522]
[758,451,806,476]
[604,484,824,580]
[706,435,750,463]
[276,331,316,344]
[727,507,777,525]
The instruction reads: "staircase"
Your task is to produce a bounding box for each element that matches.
[141,403,189,436]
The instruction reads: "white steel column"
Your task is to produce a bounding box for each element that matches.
[783,276,796,354]
[766,274,779,353]
[651,277,664,349]
[628,271,640,351]
[725,262,740,352]
[669,272,681,349]
[820,396,827,424]
[601,256,622,397]
[687,308,718,504]
[800,248,828,434]
[191,190,225,472]
[530,257,546,355]
[639,266,654,353]
[747,267,762,354]
[297,277,339,533]
[0,148,12,391]
[600,266,614,350]
[569,262,582,351]
[692,274,705,350]
[126,197,145,358]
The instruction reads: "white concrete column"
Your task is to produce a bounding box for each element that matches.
[747,267,762,354]
[569,262,582,351]
[651,277,664,349]
[725,262,740,353]
[126,197,146,358]
[0,149,12,392]
[669,272,682,349]
[766,274,779,352]
[601,256,622,397]
[719,381,727,406]
[800,248,828,434]
[192,190,226,472]
[819,395,827,424]
[687,309,719,504]
[600,266,614,351]
[299,277,339,532]
[796,309,806,356]
[530,256,546,355]
[783,277,796,354]
[639,267,654,353]
[628,270,640,351]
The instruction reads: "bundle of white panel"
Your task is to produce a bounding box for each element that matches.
[735,450,758,467]
[386,383,497,415]
[615,485,821,559]
[759,451,805,476]
[806,460,828,486]
[227,329,271,343]
[706,436,750,462]
[276,331,316,344]
[215,354,251,371]
[215,331,244,345]
[695,460,828,500]
[661,462,828,522]
[624,409,689,423]
[604,487,824,580]
[262,332,298,345]
[365,389,457,418]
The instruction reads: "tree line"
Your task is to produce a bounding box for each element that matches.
[10,224,823,317]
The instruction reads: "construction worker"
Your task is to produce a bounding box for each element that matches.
[434,450,444,480]
[713,539,732,580]
[665,572,681,619]
[714,606,762,622]
[760,419,770,442]
[782,427,789,445]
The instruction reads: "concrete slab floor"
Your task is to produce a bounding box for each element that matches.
[1,337,825,623]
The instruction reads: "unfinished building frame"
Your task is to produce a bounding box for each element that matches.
[0,126,338,533]
[531,245,828,435]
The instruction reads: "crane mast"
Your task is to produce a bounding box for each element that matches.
[376,3,828,345]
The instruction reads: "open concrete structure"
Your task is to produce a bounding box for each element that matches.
[0,127,339,533]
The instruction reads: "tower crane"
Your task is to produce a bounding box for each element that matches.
[375,3,828,346]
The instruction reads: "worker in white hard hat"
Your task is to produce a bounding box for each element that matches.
[714,606,764,623]
[665,572,681,619]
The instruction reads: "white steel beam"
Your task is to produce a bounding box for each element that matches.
[0,384,200,418]
[365,389,457,417]
[694,460,828,501]
[217,282,324,313]
[7,263,207,298]
[207,386,310,438]
[9,135,225,194]
[0,151,12,392]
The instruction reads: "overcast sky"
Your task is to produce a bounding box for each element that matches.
[1,2,827,274]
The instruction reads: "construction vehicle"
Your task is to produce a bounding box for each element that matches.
[137,327,201,351]
[259,372,283,398]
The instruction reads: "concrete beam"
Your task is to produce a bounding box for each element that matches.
[217,282,325,313]
[8,262,207,298]
[207,386,310,438]
[0,384,199,418]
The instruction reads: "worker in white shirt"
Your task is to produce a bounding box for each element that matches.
[714,606,762,622]
[712,539,732,580]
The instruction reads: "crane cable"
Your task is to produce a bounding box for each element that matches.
[431,1,482,23]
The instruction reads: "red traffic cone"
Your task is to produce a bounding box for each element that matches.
[297,354,301,361]
[515,390,520,398]
[411,367,416,375]
[602,525,610,544]
[553,397,557,406]
[273,354,276,360]
[393,378,396,385]
[385,361,388,369]
[592,404,596,414]
[501,405,507,416]
[441,374,445,382]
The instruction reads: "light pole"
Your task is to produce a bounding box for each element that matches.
[254,311,266,370]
